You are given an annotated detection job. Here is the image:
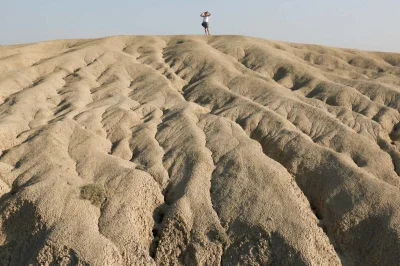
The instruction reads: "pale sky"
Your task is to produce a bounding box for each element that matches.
[1,0,399,52]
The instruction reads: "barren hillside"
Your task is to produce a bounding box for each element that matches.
[0,35,400,265]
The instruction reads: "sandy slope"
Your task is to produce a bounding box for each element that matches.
[0,35,399,265]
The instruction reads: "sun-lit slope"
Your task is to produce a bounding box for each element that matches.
[0,35,399,265]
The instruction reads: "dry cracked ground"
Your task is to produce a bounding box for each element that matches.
[0,35,400,265]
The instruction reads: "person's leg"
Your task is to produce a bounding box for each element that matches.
[202,22,207,35]
[206,27,211,35]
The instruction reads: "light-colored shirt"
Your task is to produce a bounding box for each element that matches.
[203,16,209,23]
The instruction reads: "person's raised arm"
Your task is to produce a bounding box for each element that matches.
[200,12,204,17]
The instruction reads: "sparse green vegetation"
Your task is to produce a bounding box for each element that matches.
[80,184,107,207]
[135,164,147,171]
[214,230,229,245]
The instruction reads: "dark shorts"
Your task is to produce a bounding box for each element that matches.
[202,22,209,28]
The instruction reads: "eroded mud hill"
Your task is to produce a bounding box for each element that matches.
[0,35,400,265]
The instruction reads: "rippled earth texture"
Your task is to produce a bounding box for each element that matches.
[0,36,400,265]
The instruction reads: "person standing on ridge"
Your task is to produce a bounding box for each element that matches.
[200,11,211,35]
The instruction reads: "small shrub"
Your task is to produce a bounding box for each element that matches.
[135,164,146,171]
[80,184,107,207]
[214,231,229,245]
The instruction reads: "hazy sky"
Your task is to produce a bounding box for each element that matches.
[1,0,399,52]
